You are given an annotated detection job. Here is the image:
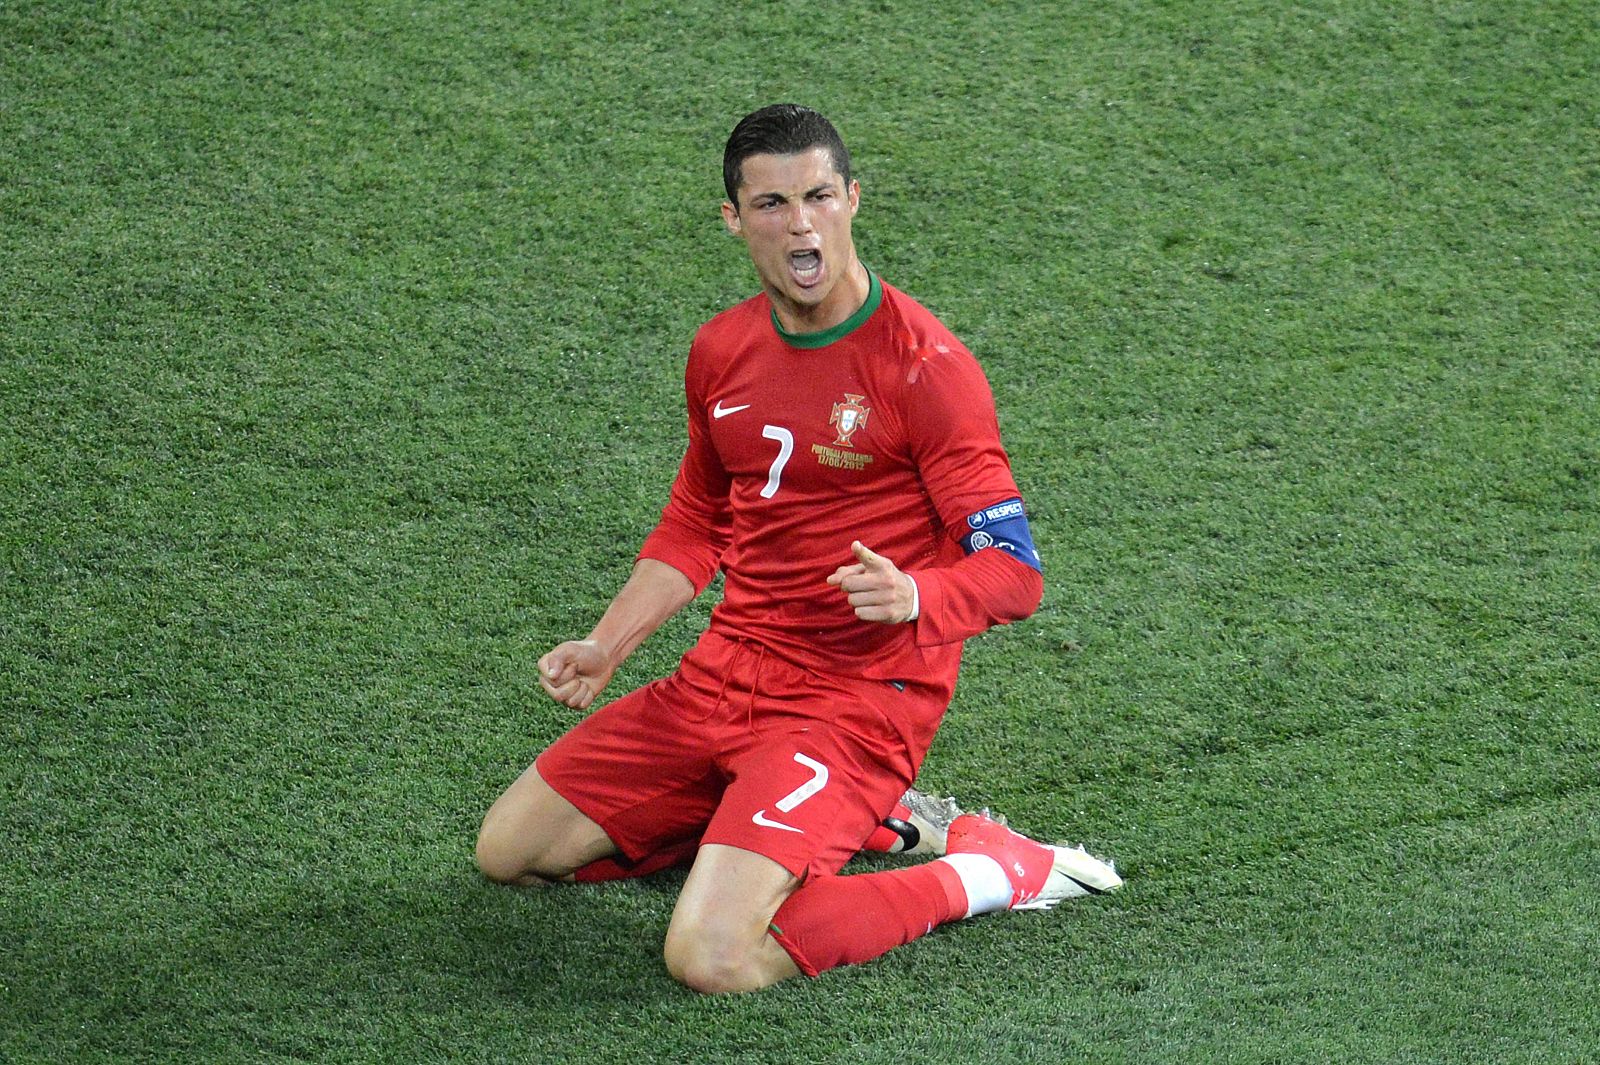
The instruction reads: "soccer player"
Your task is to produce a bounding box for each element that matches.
[476,104,1121,993]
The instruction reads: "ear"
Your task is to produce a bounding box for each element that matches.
[848,179,860,217]
[721,200,743,236]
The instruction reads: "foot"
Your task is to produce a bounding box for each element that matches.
[945,812,1122,909]
[870,789,1004,856]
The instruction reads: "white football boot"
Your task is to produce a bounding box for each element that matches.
[946,811,1123,908]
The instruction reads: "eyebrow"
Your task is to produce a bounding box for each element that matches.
[751,182,839,204]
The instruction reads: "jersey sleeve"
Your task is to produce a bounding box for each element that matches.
[912,547,1043,646]
[901,344,1044,645]
[635,344,733,594]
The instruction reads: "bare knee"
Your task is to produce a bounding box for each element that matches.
[662,843,802,993]
[474,815,558,886]
[475,765,617,885]
[663,925,778,995]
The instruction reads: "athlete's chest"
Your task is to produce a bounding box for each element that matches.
[699,346,905,496]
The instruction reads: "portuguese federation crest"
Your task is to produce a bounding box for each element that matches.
[829,393,872,447]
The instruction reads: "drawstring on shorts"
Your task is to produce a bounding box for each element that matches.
[747,642,767,732]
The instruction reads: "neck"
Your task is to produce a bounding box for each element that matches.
[770,256,869,335]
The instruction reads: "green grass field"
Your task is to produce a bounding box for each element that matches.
[4,1,1598,1061]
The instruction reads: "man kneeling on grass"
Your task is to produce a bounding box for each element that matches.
[476,104,1121,993]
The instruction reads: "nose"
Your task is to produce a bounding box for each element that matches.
[786,202,814,234]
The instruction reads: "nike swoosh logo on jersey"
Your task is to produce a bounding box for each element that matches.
[751,808,803,834]
[712,400,751,419]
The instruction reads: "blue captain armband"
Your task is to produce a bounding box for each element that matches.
[961,498,1043,573]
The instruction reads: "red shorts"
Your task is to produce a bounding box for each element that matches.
[536,630,945,880]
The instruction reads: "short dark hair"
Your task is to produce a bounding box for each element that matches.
[723,104,852,209]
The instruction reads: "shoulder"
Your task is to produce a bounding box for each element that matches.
[686,292,772,399]
[874,279,989,393]
[877,279,960,347]
[693,291,771,353]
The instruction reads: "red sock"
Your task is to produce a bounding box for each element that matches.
[573,838,699,882]
[767,862,969,977]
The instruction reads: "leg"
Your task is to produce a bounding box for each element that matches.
[478,665,729,887]
[476,762,618,885]
[663,843,803,994]
[765,813,1126,978]
[658,716,915,993]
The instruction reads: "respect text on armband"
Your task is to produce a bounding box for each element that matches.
[968,499,1027,529]
[959,497,1042,572]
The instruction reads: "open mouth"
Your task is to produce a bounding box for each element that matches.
[788,248,823,287]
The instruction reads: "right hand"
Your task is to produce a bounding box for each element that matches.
[537,639,616,710]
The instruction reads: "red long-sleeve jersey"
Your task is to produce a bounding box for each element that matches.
[638,272,1042,708]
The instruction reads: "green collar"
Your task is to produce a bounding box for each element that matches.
[771,269,882,349]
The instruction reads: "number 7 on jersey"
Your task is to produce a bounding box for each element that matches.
[760,424,793,499]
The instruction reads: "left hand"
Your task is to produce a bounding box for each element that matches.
[826,541,916,624]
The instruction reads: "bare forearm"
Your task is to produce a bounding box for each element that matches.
[587,558,697,668]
